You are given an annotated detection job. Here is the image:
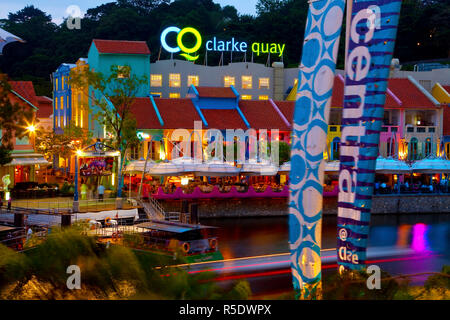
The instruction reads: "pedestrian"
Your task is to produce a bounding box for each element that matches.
[7,197,11,211]
[98,184,105,202]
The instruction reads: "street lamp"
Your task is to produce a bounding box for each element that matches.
[73,149,84,212]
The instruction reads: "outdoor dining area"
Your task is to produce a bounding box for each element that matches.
[123,155,450,200]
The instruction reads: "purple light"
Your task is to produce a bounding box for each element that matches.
[411,223,429,252]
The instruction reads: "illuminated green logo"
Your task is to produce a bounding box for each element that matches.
[161,26,202,61]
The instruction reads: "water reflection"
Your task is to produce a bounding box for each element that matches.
[204,214,450,260]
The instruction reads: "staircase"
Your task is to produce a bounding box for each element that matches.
[138,197,166,221]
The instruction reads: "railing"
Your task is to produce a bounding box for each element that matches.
[150,185,339,200]
[9,198,138,214]
[139,197,166,221]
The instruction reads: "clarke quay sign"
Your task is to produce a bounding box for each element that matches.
[160,26,286,61]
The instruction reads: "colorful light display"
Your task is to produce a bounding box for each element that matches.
[288,0,345,299]
[337,0,403,272]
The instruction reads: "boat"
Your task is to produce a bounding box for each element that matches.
[91,219,223,263]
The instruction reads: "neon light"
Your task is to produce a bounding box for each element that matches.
[160,26,181,53]
[160,26,285,60]
[177,27,202,54]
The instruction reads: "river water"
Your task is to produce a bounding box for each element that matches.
[203,213,450,274]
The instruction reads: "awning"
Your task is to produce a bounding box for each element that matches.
[6,156,50,166]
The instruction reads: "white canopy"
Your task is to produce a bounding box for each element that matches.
[240,159,278,176]
[171,156,203,173]
[195,158,240,176]
[123,160,155,173]
[376,156,411,174]
[148,161,183,176]
[278,161,340,173]
[411,157,450,173]
[6,155,50,166]
[278,161,290,173]
[278,158,411,174]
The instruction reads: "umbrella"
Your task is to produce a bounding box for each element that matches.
[376,156,411,174]
[277,161,340,173]
[124,160,155,173]
[278,161,290,173]
[0,28,25,54]
[149,161,183,176]
[240,159,278,176]
[411,157,450,174]
[195,157,240,176]
[171,156,202,173]
[325,161,340,172]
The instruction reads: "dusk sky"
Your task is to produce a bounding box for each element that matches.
[0,0,259,24]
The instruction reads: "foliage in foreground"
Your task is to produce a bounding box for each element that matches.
[0,226,251,300]
[268,267,450,300]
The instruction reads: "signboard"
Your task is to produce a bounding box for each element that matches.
[337,0,402,272]
[289,0,345,299]
[160,26,285,61]
[80,157,114,177]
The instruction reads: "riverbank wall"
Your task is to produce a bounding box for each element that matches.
[159,194,450,218]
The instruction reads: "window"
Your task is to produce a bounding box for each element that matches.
[151,74,162,87]
[332,137,340,160]
[386,138,394,157]
[409,138,418,160]
[60,97,64,110]
[259,95,269,100]
[242,76,253,89]
[187,75,199,87]
[241,95,252,100]
[259,78,270,89]
[169,93,181,99]
[425,138,432,157]
[55,78,58,91]
[169,73,181,87]
[224,76,235,87]
[130,146,140,160]
[16,136,29,145]
[117,66,130,78]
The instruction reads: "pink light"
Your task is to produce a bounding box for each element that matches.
[411,223,428,252]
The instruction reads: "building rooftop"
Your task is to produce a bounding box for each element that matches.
[195,86,236,99]
[9,81,38,109]
[92,39,151,55]
[36,96,53,118]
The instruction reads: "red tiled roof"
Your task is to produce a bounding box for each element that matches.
[328,76,434,109]
[195,87,236,98]
[156,99,202,129]
[130,98,164,129]
[387,78,436,108]
[36,96,53,118]
[92,39,150,55]
[201,109,247,130]
[239,100,290,130]
[276,101,295,125]
[8,81,38,109]
[443,85,450,94]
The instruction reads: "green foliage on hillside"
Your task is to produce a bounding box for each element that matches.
[0,0,448,96]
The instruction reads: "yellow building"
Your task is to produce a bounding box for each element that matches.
[431,83,450,105]
[70,58,90,130]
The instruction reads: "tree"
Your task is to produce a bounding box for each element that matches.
[0,74,34,165]
[69,65,146,197]
[35,122,93,173]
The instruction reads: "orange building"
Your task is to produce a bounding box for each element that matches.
[0,79,49,186]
